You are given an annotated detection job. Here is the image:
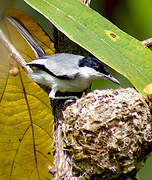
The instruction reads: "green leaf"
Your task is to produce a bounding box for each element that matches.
[24,0,152,97]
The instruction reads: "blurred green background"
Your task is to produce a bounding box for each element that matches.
[4,0,152,179]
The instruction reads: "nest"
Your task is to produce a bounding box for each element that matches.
[63,88,152,179]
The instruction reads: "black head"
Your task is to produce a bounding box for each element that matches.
[78,57,109,75]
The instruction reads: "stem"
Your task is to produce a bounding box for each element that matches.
[0,29,32,74]
[141,38,152,48]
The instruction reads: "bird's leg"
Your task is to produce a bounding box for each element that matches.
[51,96,78,100]
[49,88,57,99]
[84,85,92,95]
[49,88,78,100]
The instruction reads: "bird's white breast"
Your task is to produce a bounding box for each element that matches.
[28,69,93,93]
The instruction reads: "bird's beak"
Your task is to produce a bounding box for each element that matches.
[104,74,120,85]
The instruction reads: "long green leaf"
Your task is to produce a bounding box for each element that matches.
[25,0,152,97]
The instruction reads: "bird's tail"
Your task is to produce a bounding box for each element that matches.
[7,16,46,58]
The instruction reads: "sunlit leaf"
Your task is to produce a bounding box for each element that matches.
[5,8,55,60]
[143,83,152,106]
[0,9,55,179]
[25,0,152,98]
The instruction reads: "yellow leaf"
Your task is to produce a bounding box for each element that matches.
[5,8,55,59]
[143,83,152,106]
[0,9,55,179]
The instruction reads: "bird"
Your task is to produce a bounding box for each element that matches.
[8,17,120,100]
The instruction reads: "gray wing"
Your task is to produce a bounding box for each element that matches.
[29,53,85,79]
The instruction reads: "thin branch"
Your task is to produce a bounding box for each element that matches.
[0,29,33,74]
[141,38,152,48]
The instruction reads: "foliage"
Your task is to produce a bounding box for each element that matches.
[0,9,55,179]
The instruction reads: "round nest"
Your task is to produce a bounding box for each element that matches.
[63,88,152,179]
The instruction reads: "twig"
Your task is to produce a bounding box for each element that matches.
[142,38,152,48]
[0,29,32,74]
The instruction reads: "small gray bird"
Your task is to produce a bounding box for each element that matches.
[8,17,120,100]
